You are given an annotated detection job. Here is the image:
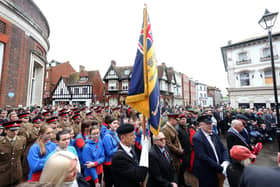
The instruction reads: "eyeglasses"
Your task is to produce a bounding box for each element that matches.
[156,138,166,142]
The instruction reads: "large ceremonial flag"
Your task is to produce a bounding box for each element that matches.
[126,5,161,136]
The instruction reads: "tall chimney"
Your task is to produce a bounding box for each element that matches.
[79,65,85,72]
[111,60,116,66]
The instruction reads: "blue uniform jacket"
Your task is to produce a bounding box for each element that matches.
[82,138,105,182]
[100,123,108,139]
[27,141,56,179]
[193,129,229,187]
[103,130,119,164]
[74,133,88,165]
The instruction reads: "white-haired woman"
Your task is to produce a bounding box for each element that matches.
[40,151,89,187]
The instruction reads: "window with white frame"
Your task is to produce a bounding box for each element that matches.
[60,88,63,95]
[238,52,248,61]
[0,42,4,82]
[108,80,117,90]
[122,80,128,90]
[240,72,250,86]
[82,87,88,94]
[74,88,79,95]
[263,47,270,58]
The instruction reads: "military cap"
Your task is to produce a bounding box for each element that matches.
[59,112,68,117]
[73,110,80,115]
[112,106,120,111]
[167,113,179,119]
[59,108,67,114]
[86,111,92,116]
[71,108,79,112]
[117,123,135,135]
[3,120,22,130]
[178,113,186,119]
[46,116,58,124]
[236,114,249,121]
[95,109,102,114]
[32,116,43,123]
[81,106,87,111]
[18,112,30,118]
[72,114,80,120]
[197,115,212,124]
[42,111,51,116]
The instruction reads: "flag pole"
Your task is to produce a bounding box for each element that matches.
[142,4,148,139]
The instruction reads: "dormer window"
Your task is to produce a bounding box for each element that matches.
[80,76,88,81]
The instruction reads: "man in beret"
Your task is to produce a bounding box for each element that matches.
[111,123,148,187]
[192,115,229,187]
[161,113,184,178]
[0,120,26,186]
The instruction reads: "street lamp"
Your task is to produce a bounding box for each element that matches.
[258,9,280,151]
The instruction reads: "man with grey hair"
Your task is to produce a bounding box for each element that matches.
[147,132,178,187]
[226,119,253,154]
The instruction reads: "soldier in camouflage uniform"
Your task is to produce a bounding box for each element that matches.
[0,120,26,187]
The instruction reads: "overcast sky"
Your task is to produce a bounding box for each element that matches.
[34,0,280,94]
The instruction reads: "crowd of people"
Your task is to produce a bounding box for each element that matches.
[0,104,279,187]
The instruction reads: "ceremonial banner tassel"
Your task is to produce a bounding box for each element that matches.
[126,4,161,136]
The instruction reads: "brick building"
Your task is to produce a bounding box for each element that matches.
[189,79,197,106]
[0,0,50,107]
[182,74,190,106]
[44,60,76,104]
[52,65,104,106]
[207,86,222,107]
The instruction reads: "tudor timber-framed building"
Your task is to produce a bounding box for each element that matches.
[103,61,184,107]
[52,66,104,107]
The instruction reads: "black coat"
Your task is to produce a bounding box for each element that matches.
[226,130,252,152]
[176,124,191,169]
[111,145,148,187]
[239,166,280,187]
[226,160,245,187]
[147,145,177,187]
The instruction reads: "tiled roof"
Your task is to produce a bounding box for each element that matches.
[67,70,100,85]
[50,61,76,91]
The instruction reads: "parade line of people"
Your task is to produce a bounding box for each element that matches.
[0,104,279,187]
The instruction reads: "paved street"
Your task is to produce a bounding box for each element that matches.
[221,136,279,187]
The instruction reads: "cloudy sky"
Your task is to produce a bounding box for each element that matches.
[34,0,280,94]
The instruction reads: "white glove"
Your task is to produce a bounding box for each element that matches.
[139,135,149,167]
[221,161,230,176]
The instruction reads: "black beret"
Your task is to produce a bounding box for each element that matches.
[117,123,134,135]
[197,115,212,124]
[236,114,249,121]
